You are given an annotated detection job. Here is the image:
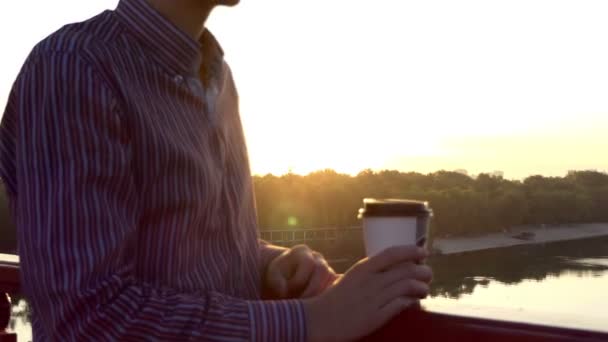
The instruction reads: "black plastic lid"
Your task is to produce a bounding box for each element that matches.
[358,198,432,218]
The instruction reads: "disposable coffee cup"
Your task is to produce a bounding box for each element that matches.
[358,198,433,257]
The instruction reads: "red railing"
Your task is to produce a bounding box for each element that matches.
[0,254,19,342]
[364,304,608,341]
[1,254,608,341]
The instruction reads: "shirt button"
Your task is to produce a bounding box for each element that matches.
[173,75,184,84]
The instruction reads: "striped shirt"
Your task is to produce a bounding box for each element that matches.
[0,0,307,340]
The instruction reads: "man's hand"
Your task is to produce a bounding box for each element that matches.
[264,245,338,299]
[303,246,433,342]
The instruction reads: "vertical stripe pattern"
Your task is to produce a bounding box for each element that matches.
[0,0,306,340]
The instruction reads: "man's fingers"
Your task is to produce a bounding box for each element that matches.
[363,246,428,273]
[265,268,289,298]
[300,253,337,297]
[327,267,338,283]
[299,263,329,298]
[274,246,308,281]
[274,251,297,278]
[377,264,433,289]
[377,279,429,309]
[287,254,315,294]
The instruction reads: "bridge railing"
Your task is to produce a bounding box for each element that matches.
[260,227,362,245]
[2,252,608,341]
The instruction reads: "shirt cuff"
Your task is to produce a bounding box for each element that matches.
[247,299,308,342]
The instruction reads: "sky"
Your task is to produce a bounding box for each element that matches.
[1,0,607,179]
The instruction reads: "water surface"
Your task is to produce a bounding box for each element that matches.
[425,236,608,332]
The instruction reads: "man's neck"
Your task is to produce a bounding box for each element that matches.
[146,0,214,41]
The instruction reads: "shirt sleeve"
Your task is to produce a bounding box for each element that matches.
[7,50,307,342]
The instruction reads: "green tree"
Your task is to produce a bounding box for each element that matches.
[251,169,608,239]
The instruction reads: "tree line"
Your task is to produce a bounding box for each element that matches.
[1,169,607,253]
[253,169,608,237]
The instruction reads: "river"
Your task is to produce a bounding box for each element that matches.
[424,236,608,332]
[8,236,608,340]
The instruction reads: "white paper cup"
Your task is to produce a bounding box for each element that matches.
[358,199,432,257]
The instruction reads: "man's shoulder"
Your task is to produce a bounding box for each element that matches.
[29,10,122,65]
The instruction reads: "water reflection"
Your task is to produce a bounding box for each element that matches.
[428,237,608,298]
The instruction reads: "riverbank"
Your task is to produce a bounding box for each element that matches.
[432,223,608,255]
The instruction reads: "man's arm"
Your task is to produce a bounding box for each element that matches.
[6,50,306,341]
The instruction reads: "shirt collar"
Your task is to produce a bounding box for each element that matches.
[115,0,223,76]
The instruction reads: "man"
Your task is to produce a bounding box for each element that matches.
[0,0,432,340]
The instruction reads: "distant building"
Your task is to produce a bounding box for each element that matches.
[454,169,469,176]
